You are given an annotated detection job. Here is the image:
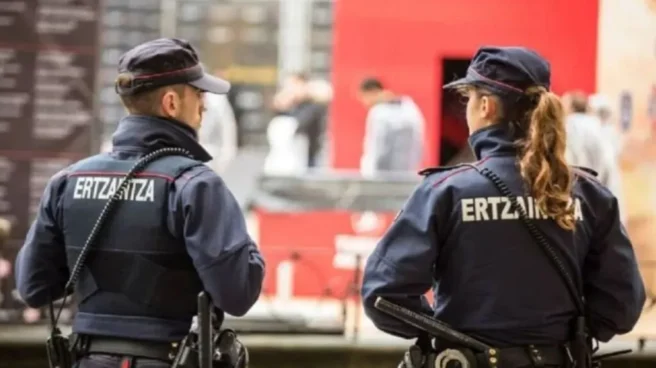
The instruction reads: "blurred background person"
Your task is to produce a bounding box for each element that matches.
[263,73,331,175]
[589,93,624,158]
[198,68,239,174]
[357,77,425,177]
[284,72,328,169]
[0,218,10,249]
[263,84,308,175]
[562,91,626,223]
[305,78,332,168]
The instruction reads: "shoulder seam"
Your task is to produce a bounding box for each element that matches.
[432,166,476,187]
[429,157,491,187]
[572,169,614,199]
[176,166,214,196]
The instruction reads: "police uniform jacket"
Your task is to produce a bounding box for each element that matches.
[361,123,646,347]
[15,115,266,342]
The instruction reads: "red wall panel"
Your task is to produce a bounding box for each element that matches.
[329,0,599,168]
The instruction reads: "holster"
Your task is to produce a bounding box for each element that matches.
[399,337,479,368]
[567,317,593,368]
[46,328,73,368]
[214,329,249,368]
[171,328,249,368]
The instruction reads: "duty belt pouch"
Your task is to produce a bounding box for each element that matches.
[472,166,593,368]
[46,327,72,368]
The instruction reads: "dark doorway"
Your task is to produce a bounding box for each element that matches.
[439,58,474,166]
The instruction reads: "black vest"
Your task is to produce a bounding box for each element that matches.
[61,153,203,321]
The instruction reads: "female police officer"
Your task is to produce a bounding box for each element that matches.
[361,46,646,367]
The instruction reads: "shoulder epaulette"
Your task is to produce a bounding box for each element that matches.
[418,163,469,177]
[571,166,598,177]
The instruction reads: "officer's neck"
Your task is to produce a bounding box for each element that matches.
[137,114,199,139]
[467,123,517,159]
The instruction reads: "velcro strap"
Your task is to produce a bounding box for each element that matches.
[87,337,175,362]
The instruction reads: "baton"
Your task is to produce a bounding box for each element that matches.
[374,297,492,352]
[198,292,213,368]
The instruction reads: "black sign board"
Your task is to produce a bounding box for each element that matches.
[0,0,101,323]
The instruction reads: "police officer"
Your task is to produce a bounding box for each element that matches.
[361,46,646,367]
[15,38,265,367]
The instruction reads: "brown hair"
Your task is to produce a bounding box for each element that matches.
[518,86,575,230]
[456,85,575,230]
[115,74,187,115]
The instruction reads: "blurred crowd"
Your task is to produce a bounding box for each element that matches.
[260,73,426,177]
[264,72,332,175]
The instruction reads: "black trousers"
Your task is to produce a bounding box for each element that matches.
[75,354,169,368]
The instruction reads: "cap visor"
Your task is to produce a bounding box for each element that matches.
[189,73,231,94]
[443,76,475,90]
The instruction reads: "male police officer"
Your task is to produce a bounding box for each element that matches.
[15,38,265,367]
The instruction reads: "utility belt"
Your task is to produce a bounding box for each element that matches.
[373,298,632,368]
[419,341,570,368]
[67,327,247,368]
[47,294,248,368]
[70,334,179,363]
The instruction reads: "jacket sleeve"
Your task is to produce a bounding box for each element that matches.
[361,179,439,338]
[173,168,265,317]
[584,196,646,342]
[15,172,69,308]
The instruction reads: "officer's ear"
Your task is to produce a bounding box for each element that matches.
[160,87,183,118]
[478,93,499,121]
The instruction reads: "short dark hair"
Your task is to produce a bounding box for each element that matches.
[289,71,309,82]
[116,73,186,115]
[359,77,384,92]
[566,91,588,113]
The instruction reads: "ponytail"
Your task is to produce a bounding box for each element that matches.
[518,86,575,230]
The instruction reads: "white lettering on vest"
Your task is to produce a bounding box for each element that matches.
[72,176,155,202]
[461,196,583,222]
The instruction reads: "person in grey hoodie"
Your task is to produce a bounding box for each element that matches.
[357,77,425,176]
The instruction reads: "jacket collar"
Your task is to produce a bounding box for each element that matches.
[468,123,518,160]
[111,115,212,162]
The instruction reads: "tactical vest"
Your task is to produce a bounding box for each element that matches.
[61,153,204,320]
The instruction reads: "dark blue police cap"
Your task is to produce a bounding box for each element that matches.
[444,46,551,95]
[115,38,230,96]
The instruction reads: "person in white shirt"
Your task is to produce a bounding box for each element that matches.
[562,91,626,223]
[357,77,425,176]
[589,93,623,158]
[263,85,308,175]
[198,89,238,174]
